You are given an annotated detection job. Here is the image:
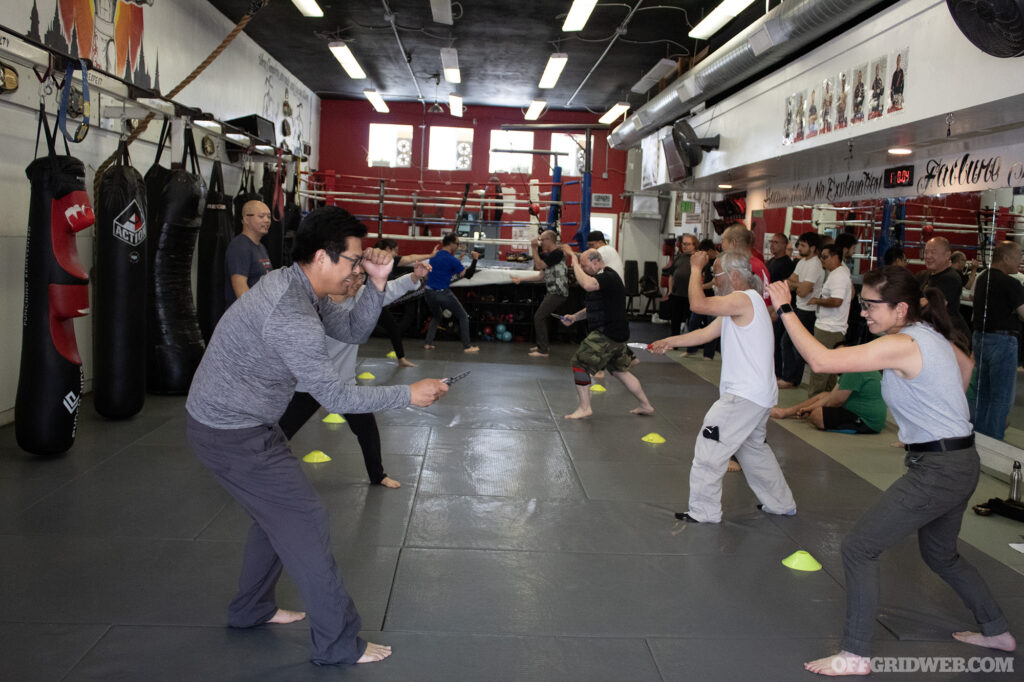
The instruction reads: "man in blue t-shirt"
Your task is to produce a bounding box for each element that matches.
[424,232,479,352]
[225,200,273,305]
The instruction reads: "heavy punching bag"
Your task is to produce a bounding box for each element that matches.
[196,161,233,342]
[94,140,148,418]
[233,162,260,235]
[146,124,206,394]
[260,163,285,268]
[16,107,91,455]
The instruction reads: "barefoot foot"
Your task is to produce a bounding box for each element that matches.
[630,404,655,415]
[528,351,549,357]
[379,476,401,489]
[804,651,870,676]
[777,379,796,389]
[564,408,593,420]
[423,344,436,350]
[463,346,480,353]
[953,630,1016,652]
[397,357,416,367]
[593,370,606,379]
[727,460,742,472]
[357,642,393,664]
[267,608,306,624]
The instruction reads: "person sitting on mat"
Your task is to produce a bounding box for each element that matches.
[423,233,480,352]
[374,237,438,367]
[770,343,886,434]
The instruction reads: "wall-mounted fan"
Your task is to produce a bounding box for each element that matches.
[947,0,1024,57]
[662,119,720,183]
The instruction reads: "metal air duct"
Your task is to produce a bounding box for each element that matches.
[608,0,891,149]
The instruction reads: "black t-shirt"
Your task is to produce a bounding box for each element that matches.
[918,267,963,322]
[973,269,1024,333]
[767,255,796,282]
[585,269,629,342]
[667,252,691,296]
[541,248,565,268]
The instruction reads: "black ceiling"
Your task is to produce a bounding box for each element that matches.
[206,0,774,113]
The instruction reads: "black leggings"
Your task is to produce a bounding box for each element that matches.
[378,308,406,359]
[278,392,387,484]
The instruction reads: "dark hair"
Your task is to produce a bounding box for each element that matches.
[442,232,460,247]
[697,238,717,252]
[835,232,857,255]
[797,232,821,250]
[819,243,837,260]
[291,206,367,264]
[883,246,906,265]
[375,237,399,250]
[861,266,968,352]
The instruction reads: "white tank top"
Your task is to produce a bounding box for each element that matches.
[720,289,779,408]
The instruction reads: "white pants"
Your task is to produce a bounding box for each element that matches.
[688,393,796,523]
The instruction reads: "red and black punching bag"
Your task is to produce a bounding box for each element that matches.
[196,161,234,342]
[145,124,206,394]
[16,109,91,455]
[93,141,148,419]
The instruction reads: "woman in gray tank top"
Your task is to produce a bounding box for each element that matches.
[768,266,1015,676]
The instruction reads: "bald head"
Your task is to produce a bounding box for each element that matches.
[722,223,753,253]
[580,248,605,275]
[993,241,1022,274]
[539,230,558,252]
[923,236,951,273]
[241,200,271,242]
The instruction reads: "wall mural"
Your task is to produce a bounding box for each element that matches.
[782,49,909,147]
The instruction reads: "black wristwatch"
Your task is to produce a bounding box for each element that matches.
[777,303,795,315]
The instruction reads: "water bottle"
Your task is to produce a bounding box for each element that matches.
[1011,461,1022,504]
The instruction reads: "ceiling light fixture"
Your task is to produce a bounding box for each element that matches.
[631,58,677,94]
[449,94,463,117]
[888,147,913,155]
[538,53,568,89]
[598,102,630,124]
[328,42,367,79]
[688,0,756,40]
[525,100,546,121]
[290,0,324,17]
[429,0,453,25]
[440,47,461,84]
[364,89,390,113]
[718,183,733,189]
[563,0,599,32]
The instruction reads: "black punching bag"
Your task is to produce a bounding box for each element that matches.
[93,141,147,418]
[146,124,206,394]
[16,109,91,455]
[260,164,285,268]
[196,161,233,342]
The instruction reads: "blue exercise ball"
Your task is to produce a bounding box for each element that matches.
[501,330,512,342]
[495,323,507,334]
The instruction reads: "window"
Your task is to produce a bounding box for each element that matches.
[428,126,474,171]
[488,130,534,174]
[367,123,413,168]
[550,133,585,176]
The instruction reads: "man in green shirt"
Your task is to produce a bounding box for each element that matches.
[770,368,886,434]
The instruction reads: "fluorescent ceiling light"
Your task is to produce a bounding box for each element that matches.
[440,47,461,84]
[539,53,568,89]
[563,0,598,32]
[718,184,733,189]
[449,94,463,117]
[430,0,453,25]
[193,120,222,133]
[631,58,677,94]
[598,101,630,124]
[688,0,756,40]
[225,133,250,144]
[525,100,546,121]
[328,42,367,79]
[888,147,912,155]
[364,89,389,113]
[290,0,324,17]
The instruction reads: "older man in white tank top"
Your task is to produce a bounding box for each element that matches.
[652,250,796,523]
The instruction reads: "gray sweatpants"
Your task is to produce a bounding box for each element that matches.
[688,393,796,523]
[186,415,366,665]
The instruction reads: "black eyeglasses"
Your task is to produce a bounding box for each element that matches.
[858,295,886,311]
[337,253,364,270]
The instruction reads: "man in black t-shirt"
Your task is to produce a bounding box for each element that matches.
[560,247,654,420]
[917,237,970,345]
[968,241,1024,439]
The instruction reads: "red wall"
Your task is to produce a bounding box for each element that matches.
[317,100,630,254]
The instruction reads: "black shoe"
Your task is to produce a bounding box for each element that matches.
[674,511,699,522]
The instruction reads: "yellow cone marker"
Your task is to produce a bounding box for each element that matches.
[782,550,822,572]
[589,384,606,393]
[322,413,346,424]
[641,432,666,444]
[302,450,332,463]
[357,371,376,380]
[386,351,397,358]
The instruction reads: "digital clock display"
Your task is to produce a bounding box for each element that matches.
[883,164,914,188]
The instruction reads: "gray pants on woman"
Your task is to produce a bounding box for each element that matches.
[533,292,567,353]
[424,288,471,348]
[840,446,1009,656]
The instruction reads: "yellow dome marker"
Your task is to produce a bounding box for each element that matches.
[322,413,346,424]
[641,432,666,444]
[386,351,398,358]
[589,384,606,393]
[782,550,822,572]
[302,450,331,463]
[357,371,376,380]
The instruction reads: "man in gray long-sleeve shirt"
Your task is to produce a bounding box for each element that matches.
[186,207,448,667]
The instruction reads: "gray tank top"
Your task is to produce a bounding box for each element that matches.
[880,323,972,444]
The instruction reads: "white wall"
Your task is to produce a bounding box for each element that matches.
[0,0,320,423]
